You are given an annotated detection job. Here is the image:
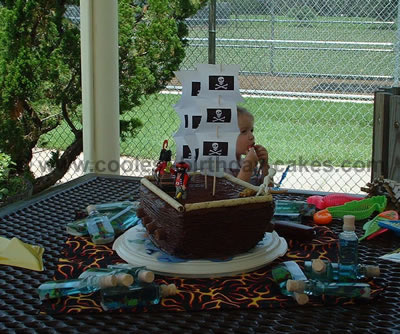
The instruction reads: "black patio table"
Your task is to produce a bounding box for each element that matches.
[0,174,399,333]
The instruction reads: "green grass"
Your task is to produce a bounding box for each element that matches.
[38,14,380,168]
[38,93,373,167]
[182,15,395,76]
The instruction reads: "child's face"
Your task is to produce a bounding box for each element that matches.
[236,113,255,158]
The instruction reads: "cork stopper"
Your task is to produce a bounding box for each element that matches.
[365,265,380,277]
[137,270,155,283]
[160,284,169,297]
[115,273,134,287]
[86,205,97,214]
[286,279,306,293]
[98,275,117,288]
[312,259,326,274]
[343,215,356,231]
[293,292,309,305]
[167,283,177,296]
[160,283,178,297]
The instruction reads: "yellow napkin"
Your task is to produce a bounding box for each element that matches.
[0,236,44,271]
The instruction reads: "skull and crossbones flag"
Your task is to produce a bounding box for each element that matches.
[174,70,202,110]
[206,108,232,123]
[197,64,244,103]
[192,115,202,129]
[209,76,234,91]
[203,141,229,157]
[182,145,199,160]
[191,82,201,96]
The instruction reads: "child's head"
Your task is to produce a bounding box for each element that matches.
[236,106,255,158]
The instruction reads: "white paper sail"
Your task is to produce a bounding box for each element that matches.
[196,64,244,103]
[173,106,201,168]
[173,69,201,109]
[172,64,244,174]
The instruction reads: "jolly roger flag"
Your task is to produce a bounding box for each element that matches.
[209,75,234,91]
[183,145,199,160]
[191,82,201,96]
[182,145,191,159]
[192,116,202,129]
[206,108,232,123]
[203,141,229,157]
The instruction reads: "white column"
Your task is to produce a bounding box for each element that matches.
[80,0,120,175]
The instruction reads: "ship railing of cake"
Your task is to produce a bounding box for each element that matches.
[138,171,276,260]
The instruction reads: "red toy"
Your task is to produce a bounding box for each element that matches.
[154,140,172,177]
[307,193,364,210]
[172,161,190,200]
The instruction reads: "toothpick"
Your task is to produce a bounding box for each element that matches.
[212,159,217,196]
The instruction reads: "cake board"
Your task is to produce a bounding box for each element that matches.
[113,224,288,278]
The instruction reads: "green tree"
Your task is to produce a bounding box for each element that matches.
[0,0,206,194]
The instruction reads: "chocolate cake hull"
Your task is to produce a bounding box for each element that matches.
[139,178,275,259]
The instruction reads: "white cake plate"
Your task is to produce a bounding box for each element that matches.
[113,224,288,278]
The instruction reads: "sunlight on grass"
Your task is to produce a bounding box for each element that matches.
[38,93,373,167]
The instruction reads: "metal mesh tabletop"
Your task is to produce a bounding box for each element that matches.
[0,174,399,333]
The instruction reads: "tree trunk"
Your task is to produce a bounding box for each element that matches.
[33,130,83,194]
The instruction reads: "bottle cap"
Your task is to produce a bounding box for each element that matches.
[116,273,134,287]
[343,215,356,231]
[365,265,380,277]
[137,270,155,283]
[293,292,309,305]
[286,279,306,293]
[311,259,326,273]
[99,275,117,288]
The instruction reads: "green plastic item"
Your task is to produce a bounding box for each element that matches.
[359,216,389,241]
[327,196,387,221]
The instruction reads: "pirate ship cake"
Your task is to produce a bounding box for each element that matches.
[137,64,275,259]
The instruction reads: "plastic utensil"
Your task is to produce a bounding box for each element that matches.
[313,209,333,225]
[378,220,400,236]
[327,196,387,220]
[307,194,364,210]
[359,210,398,241]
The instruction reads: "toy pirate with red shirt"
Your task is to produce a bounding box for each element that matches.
[172,161,190,200]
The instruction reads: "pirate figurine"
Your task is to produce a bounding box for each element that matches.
[172,161,190,200]
[154,140,172,180]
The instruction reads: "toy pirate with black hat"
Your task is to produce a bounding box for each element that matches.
[172,161,190,200]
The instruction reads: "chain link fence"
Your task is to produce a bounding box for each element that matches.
[31,1,397,193]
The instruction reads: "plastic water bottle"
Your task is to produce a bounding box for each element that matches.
[338,215,358,277]
[305,259,380,282]
[88,201,136,213]
[66,204,140,237]
[286,279,371,299]
[271,261,309,305]
[86,206,115,244]
[100,283,177,311]
[79,265,154,285]
[38,275,117,300]
[87,203,140,235]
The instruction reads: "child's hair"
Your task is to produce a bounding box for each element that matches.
[237,106,254,119]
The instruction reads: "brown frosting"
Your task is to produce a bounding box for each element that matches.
[140,174,275,259]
